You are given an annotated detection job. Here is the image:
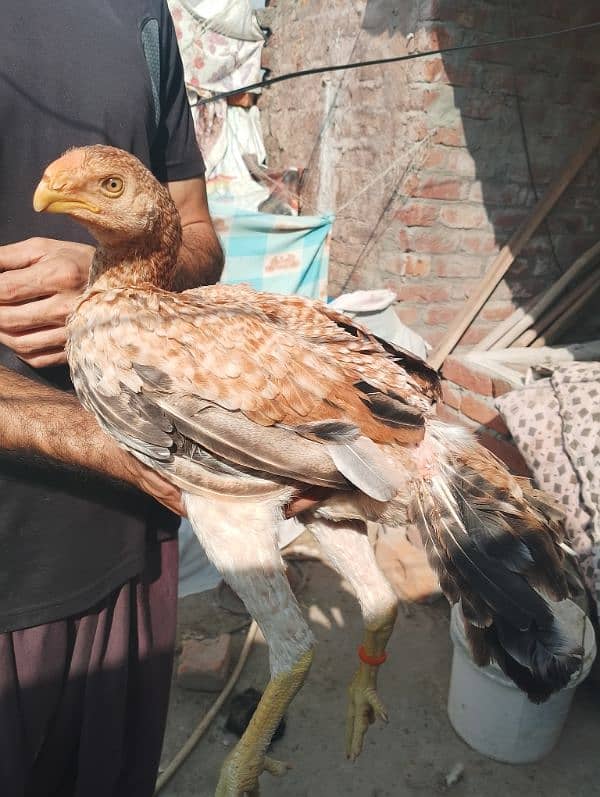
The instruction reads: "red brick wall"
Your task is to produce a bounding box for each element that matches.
[260,0,600,350]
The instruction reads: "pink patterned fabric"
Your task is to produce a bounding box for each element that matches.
[168,1,264,173]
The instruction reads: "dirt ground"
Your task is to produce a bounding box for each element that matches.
[159,560,600,797]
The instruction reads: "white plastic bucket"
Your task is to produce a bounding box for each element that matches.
[447,600,596,763]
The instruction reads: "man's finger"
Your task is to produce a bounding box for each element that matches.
[0,254,87,305]
[0,238,47,272]
[0,261,53,304]
[16,346,68,369]
[0,326,68,359]
[0,295,71,333]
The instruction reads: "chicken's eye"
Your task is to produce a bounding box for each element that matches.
[100,176,124,197]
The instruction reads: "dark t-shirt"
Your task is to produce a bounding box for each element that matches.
[0,0,204,631]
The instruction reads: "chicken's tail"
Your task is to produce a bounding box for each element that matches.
[407,421,584,703]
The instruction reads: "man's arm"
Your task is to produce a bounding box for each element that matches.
[168,176,224,290]
[0,364,186,514]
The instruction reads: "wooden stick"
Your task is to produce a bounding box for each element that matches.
[530,278,600,347]
[473,339,600,365]
[488,240,600,349]
[512,265,600,347]
[475,305,528,351]
[428,119,600,370]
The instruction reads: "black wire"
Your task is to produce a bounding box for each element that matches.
[191,20,600,107]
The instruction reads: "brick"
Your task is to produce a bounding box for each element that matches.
[408,228,459,255]
[460,324,494,346]
[469,180,534,207]
[481,302,515,322]
[441,380,461,409]
[421,326,446,347]
[405,116,431,143]
[477,431,531,477]
[435,402,477,431]
[444,149,478,178]
[451,277,487,300]
[412,176,466,201]
[177,634,232,692]
[414,24,456,51]
[443,63,483,90]
[460,393,510,436]
[394,282,451,303]
[388,253,432,277]
[259,0,600,345]
[490,374,516,399]
[407,85,448,112]
[421,146,447,170]
[439,204,489,229]
[435,126,466,147]
[460,231,499,255]
[442,356,493,396]
[397,228,410,251]
[433,255,483,278]
[424,304,456,325]
[395,202,438,227]
[395,304,421,325]
[489,209,529,231]
[410,58,448,84]
[481,63,516,94]
[453,87,498,120]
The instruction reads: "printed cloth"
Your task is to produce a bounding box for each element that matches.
[168,0,267,202]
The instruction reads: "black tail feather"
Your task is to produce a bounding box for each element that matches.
[413,435,584,703]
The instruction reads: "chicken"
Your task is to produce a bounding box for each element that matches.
[33,145,583,796]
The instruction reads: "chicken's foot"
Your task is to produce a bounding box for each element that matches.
[216,650,313,797]
[346,604,397,760]
[308,517,398,760]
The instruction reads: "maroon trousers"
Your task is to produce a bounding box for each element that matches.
[0,539,178,797]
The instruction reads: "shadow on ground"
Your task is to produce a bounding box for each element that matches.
[160,560,599,797]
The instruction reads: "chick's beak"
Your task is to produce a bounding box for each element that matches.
[33,178,100,215]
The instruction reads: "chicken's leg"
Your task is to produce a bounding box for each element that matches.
[184,492,315,796]
[308,517,398,761]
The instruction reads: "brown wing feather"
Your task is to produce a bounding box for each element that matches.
[67,285,428,500]
[71,286,426,445]
[181,285,440,411]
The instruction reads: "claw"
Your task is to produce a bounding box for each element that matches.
[262,756,292,777]
[345,669,389,761]
[215,748,292,796]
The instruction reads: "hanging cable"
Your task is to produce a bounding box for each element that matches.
[191,21,600,107]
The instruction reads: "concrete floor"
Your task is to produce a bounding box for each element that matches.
[160,561,600,797]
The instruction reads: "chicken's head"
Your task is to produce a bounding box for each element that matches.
[33,145,182,289]
[33,145,179,249]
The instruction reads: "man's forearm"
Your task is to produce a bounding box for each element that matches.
[0,365,186,514]
[174,221,224,290]
[0,365,127,482]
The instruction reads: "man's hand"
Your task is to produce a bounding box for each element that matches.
[117,450,187,516]
[0,238,93,368]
